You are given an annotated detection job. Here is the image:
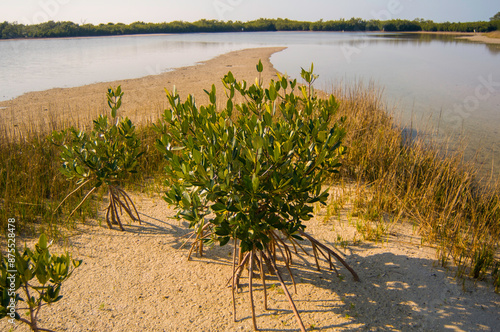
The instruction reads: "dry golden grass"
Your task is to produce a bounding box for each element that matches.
[329,82,499,288]
[484,30,500,39]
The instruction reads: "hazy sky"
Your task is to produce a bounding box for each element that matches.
[1,0,498,25]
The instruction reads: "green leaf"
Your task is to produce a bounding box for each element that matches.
[73,259,82,268]
[224,71,235,84]
[38,234,48,250]
[253,136,264,150]
[256,60,263,73]
[227,99,233,116]
[291,234,304,241]
[219,236,231,246]
[263,111,272,126]
[252,173,259,192]
[192,149,202,164]
[211,202,226,213]
[267,83,277,101]
[23,267,33,281]
[204,84,217,105]
[280,75,288,89]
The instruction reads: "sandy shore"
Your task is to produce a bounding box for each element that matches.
[1,47,499,331]
[403,31,500,45]
[0,46,286,135]
[1,190,498,332]
[458,34,500,45]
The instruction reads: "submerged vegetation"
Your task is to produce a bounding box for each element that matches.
[0,61,499,329]
[1,15,499,39]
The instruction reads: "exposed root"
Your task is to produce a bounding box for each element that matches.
[298,230,360,281]
[263,248,306,332]
[185,222,213,260]
[56,181,141,231]
[105,185,141,231]
[185,224,359,331]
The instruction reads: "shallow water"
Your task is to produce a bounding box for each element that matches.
[1,32,499,178]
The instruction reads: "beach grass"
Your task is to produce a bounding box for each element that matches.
[484,31,500,39]
[0,110,165,237]
[330,82,500,286]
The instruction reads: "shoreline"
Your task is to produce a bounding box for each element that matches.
[402,30,500,45]
[3,29,499,41]
[0,46,287,134]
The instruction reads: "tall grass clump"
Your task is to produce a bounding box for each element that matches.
[128,124,168,192]
[484,31,500,39]
[332,82,500,289]
[0,127,99,236]
[0,100,165,236]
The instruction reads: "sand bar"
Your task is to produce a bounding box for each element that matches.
[0,46,286,134]
[403,31,500,45]
[458,33,500,44]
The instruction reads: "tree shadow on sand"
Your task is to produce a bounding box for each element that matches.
[61,205,499,331]
[193,237,499,331]
[259,241,498,331]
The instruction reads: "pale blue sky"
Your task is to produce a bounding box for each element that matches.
[1,0,498,25]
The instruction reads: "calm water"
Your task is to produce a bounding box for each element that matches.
[1,32,499,177]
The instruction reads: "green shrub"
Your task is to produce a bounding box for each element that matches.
[52,86,144,230]
[156,62,359,330]
[0,234,81,332]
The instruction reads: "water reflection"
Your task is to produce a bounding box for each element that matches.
[271,32,500,180]
[334,32,500,55]
[369,32,500,55]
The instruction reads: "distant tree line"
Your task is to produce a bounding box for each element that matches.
[0,17,499,39]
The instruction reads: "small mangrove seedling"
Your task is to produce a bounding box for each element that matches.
[52,86,144,230]
[0,234,81,332]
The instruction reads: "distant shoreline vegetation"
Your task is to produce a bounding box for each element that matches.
[1,17,499,39]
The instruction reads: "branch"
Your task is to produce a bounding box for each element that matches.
[232,238,238,322]
[249,248,257,331]
[116,186,142,224]
[67,186,98,219]
[259,250,268,310]
[54,178,92,212]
